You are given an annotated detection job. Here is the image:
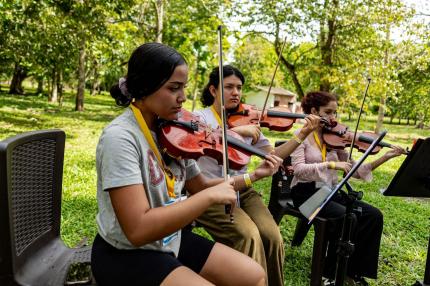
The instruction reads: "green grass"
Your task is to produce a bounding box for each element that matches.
[1,90,430,285]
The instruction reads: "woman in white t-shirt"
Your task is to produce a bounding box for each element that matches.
[194,65,321,286]
[91,43,284,286]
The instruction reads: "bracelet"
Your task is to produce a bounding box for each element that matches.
[292,133,303,144]
[328,161,336,169]
[243,173,253,188]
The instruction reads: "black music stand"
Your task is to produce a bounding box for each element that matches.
[383,138,430,286]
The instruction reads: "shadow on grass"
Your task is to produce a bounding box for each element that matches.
[46,108,118,123]
[1,94,118,125]
[0,110,49,128]
[0,93,56,110]
[1,88,115,106]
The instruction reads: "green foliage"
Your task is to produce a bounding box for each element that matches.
[229,0,430,126]
[1,91,430,285]
[162,0,225,97]
[233,35,284,91]
[0,0,232,106]
[1,0,429,124]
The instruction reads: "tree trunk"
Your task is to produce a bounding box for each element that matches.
[91,80,100,96]
[75,36,86,111]
[375,95,386,133]
[407,117,410,125]
[9,63,27,94]
[375,24,391,133]
[49,68,58,103]
[273,26,304,98]
[319,0,338,92]
[57,68,63,107]
[420,111,429,129]
[155,0,164,43]
[279,55,304,98]
[36,78,44,94]
[90,60,100,96]
[417,117,424,129]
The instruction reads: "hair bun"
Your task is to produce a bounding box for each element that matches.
[110,84,132,107]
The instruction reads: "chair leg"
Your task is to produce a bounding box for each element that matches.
[268,202,284,225]
[292,218,312,247]
[310,221,328,286]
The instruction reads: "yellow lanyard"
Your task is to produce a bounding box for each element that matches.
[210,105,222,126]
[313,131,327,162]
[130,104,176,198]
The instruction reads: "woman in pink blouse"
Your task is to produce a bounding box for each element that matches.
[290,91,405,286]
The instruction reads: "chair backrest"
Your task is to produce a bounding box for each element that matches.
[0,129,65,280]
[270,140,295,203]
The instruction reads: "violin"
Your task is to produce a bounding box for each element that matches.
[228,103,311,131]
[228,103,333,132]
[322,121,405,154]
[158,108,267,170]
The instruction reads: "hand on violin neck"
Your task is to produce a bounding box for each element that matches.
[300,114,321,136]
[383,145,407,159]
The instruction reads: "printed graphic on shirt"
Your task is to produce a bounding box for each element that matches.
[147,150,164,186]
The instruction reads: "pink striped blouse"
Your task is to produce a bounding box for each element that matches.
[290,131,373,188]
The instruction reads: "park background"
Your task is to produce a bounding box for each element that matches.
[1,0,430,285]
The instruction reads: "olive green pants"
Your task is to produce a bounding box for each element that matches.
[196,188,285,286]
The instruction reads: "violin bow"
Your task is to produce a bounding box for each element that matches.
[218,25,237,223]
[348,76,372,161]
[258,36,288,124]
[341,76,371,193]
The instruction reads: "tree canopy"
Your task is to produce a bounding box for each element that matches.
[0,0,428,127]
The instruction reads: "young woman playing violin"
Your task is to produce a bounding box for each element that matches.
[91,43,285,286]
[290,91,405,285]
[194,65,321,286]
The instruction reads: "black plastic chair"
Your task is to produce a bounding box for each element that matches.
[0,130,93,286]
[268,141,329,286]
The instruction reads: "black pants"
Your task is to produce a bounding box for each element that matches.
[91,228,214,286]
[291,182,383,279]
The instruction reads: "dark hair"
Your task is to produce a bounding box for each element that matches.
[110,42,186,107]
[200,65,245,107]
[301,91,337,114]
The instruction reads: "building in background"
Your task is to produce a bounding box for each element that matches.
[244,86,301,113]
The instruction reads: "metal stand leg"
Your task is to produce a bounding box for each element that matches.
[413,233,430,286]
[334,191,361,286]
[424,234,430,285]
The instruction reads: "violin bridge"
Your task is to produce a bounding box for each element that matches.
[204,126,212,140]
